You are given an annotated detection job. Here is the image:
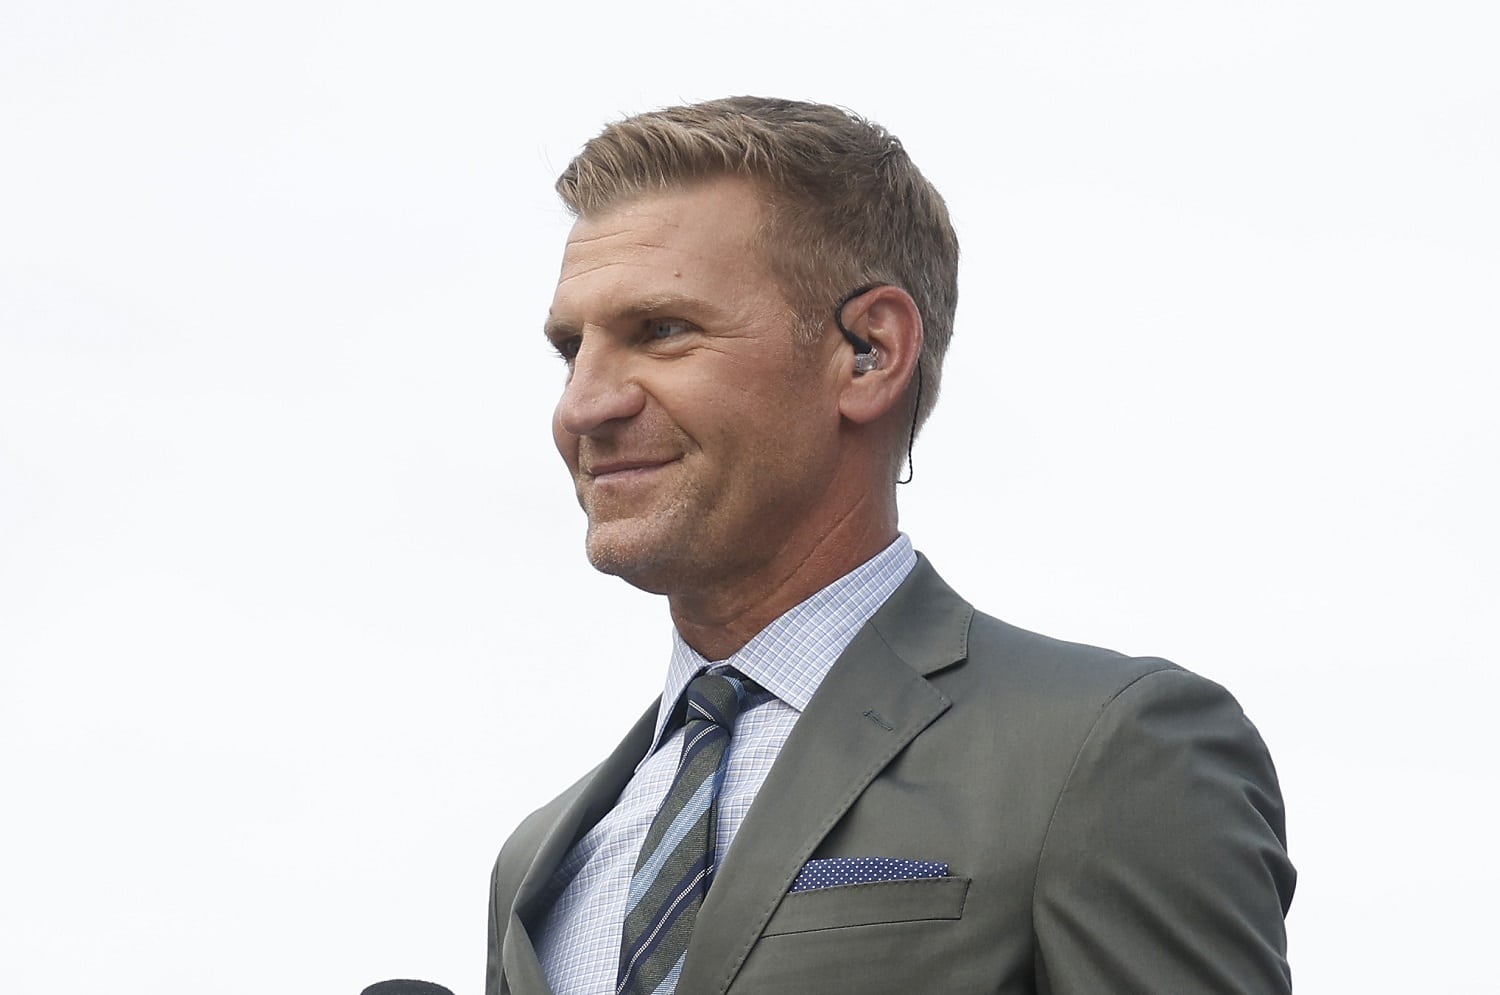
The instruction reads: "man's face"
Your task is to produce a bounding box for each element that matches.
[545,178,845,598]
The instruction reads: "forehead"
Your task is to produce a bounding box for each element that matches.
[550,178,775,318]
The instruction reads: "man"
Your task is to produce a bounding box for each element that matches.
[488,97,1294,995]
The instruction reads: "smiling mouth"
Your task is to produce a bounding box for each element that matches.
[585,457,679,480]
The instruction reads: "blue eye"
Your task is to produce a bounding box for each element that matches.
[651,320,691,340]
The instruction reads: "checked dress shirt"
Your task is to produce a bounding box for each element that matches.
[532,534,917,995]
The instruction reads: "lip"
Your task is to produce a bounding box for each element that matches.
[585,457,678,479]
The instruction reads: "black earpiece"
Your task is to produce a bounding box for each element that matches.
[835,284,884,375]
[832,282,920,484]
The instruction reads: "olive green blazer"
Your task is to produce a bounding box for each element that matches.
[486,557,1294,994]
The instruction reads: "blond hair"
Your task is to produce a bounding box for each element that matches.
[556,96,959,434]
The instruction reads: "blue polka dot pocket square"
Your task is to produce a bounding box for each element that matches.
[788,856,949,893]
[763,859,969,938]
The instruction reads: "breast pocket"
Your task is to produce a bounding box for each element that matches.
[733,877,978,994]
[760,876,970,936]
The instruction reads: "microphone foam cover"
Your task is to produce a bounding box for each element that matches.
[361,981,456,995]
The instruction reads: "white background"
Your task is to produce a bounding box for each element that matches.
[2,1,1495,991]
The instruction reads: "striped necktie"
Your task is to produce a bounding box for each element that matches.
[615,671,755,995]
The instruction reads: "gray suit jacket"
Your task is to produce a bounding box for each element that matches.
[486,558,1294,994]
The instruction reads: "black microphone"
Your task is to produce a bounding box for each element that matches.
[360,981,455,995]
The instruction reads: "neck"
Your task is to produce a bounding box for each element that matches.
[668,498,898,662]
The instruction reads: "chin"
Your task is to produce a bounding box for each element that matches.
[583,522,686,595]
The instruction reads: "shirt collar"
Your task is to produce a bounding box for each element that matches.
[645,534,918,759]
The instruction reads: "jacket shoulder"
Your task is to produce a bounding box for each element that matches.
[875,554,1188,706]
[966,608,1184,700]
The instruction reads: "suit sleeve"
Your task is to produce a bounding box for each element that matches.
[486,856,505,995]
[485,806,547,995]
[1032,667,1295,994]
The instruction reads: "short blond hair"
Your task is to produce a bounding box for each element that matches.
[556,96,959,434]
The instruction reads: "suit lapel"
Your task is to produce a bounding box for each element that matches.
[500,703,659,994]
[677,557,973,993]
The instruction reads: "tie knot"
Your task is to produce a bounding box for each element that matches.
[684,672,753,729]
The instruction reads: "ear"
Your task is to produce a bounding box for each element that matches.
[836,285,924,427]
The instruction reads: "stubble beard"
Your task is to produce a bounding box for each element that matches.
[581,480,707,596]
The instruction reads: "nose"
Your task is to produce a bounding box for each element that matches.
[554,334,647,437]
